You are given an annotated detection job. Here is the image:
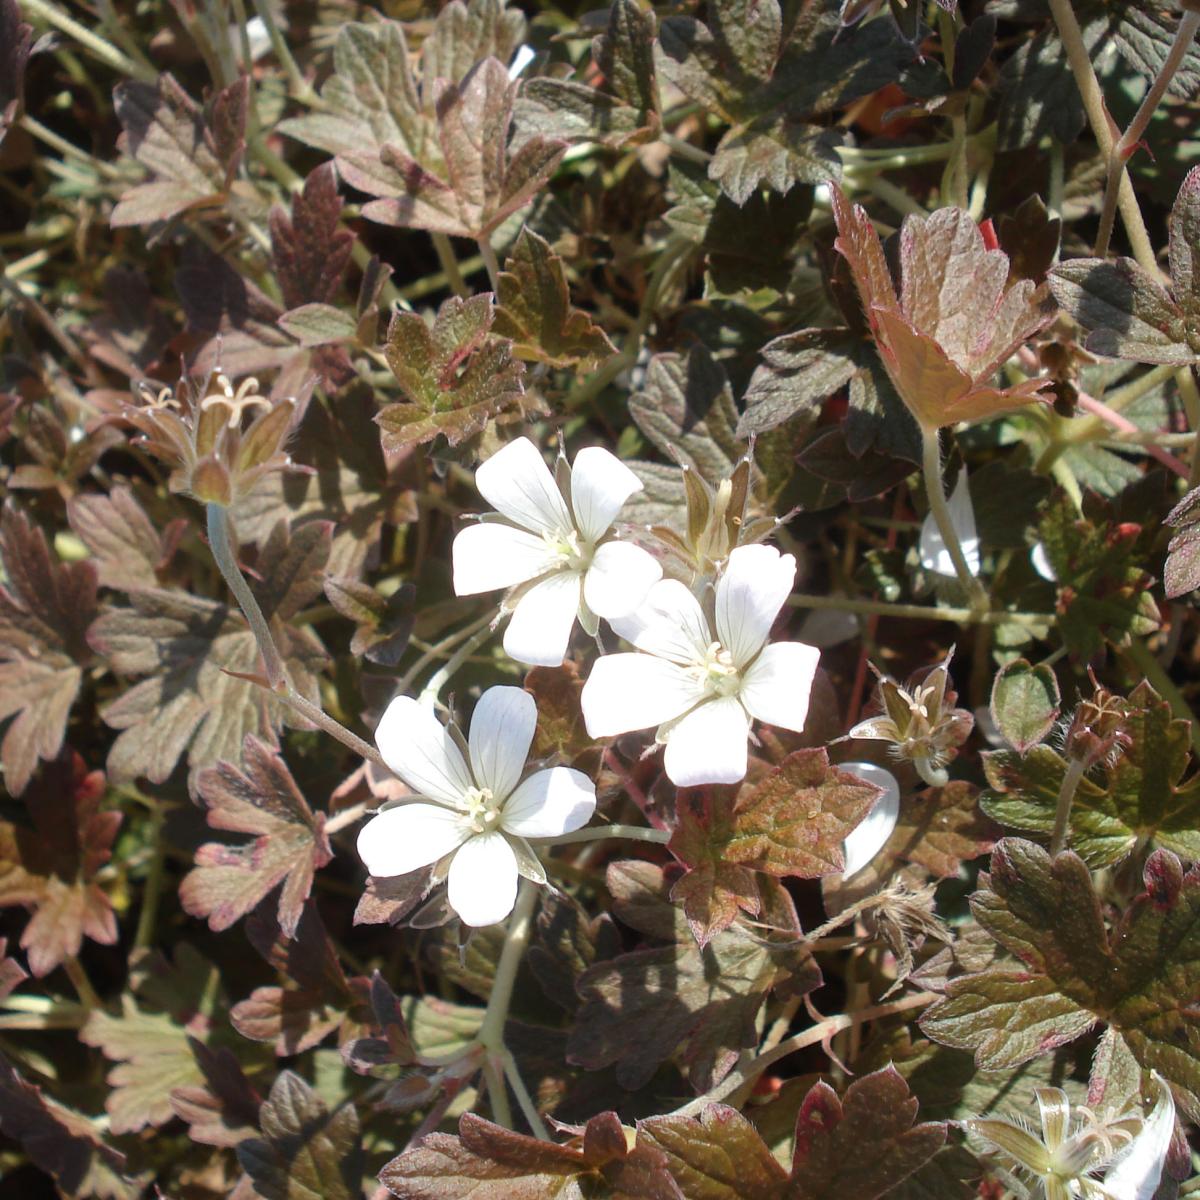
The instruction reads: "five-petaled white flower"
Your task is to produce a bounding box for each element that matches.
[580,544,820,787]
[356,686,596,927]
[452,437,663,667]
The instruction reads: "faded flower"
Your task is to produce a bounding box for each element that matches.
[830,183,1055,431]
[850,650,973,786]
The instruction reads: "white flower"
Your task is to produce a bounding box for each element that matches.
[453,437,662,667]
[920,469,981,578]
[1101,1074,1175,1200]
[580,544,820,787]
[507,43,536,80]
[356,686,596,927]
[1031,541,1057,582]
[839,762,900,878]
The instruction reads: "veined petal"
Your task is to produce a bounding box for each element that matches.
[452,522,560,595]
[356,803,469,878]
[581,653,705,737]
[375,696,472,806]
[663,695,750,786]
[739,641,820,732]
[919,469,981,578]
[839,762,900,878]
[570,446,643,543]
[446,832,519,926]
[468,686,535,801]
[1102,1075,1175,1200]
[474,437,572,537]
[503,766,596,837]
[715,544,797,668]
[503,570,581,666]
[609,578,711,665]
[583,540,662,619]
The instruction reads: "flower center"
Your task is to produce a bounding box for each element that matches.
[697,641,740,697]
[543,528,592,571]
[463,786,502,834]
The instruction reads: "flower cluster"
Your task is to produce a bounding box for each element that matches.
[359,435,824,923]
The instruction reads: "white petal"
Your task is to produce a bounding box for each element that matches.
[838,762,900,879]
[609,578,711,665]
[468,686,535,801]
[375,696,473,806]
[356,803,469,877]
[452,522,559,595]
[507,43,536,80]
[474,437,572,536]
[582,541,662,619]
[446,832,519,926]
[1031,541,1056,582]
[919,469,981,578]
[581,653,706,737]
[503,570,581,666]
[1103,1075,1175,1200]
[502,767,596,837]
[663,696,750,787]
[570,446,643,544]
[715,544,797,668]
[739,641,820,733]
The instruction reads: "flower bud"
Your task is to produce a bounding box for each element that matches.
[1064,672,1133,769]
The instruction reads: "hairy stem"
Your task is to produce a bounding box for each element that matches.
[478,238,501,292]
[1094,9,1200,257]
[1045,0,1158,276]
[251,0,319,105]
[539,824,672,846]
[432,233,471,299]
[921,428,989,610]
[20,0,156,82]
[133,804,167,952]
[1050,756,1088,856]
[787,592,1050,627]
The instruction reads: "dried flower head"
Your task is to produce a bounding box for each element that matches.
[849,650,974,786]
[829,183,1055,431]
[1064,671,1134,770]
[122,368,296,507]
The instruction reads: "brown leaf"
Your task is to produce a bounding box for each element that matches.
[269,163,354,309]
[67,484,180,592]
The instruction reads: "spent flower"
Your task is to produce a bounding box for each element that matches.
[849,650,974,786]
[453,437,662,666]
[357,686,596,927]
[580,543,820,787]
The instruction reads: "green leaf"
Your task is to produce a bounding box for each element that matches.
[111,74,247,227]
[567,862,816,1091]
[639,1067,944,1200]
[493,228,616,372]
[921,838,1200,1118]
[1165,484,1200,597]
[709,116,841,208]
[1036,495,1160,659]
[278,303,359,347]
[990,659,1061,754]
[981,682,1200,866]
[179,737,333,939]
[0,504,97,795]
[90,522,330,792]
[0,751,119,978]
[379,293,526,451]
[237,1071,364,1200]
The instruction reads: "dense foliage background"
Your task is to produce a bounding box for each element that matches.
[3,0,1200,1195]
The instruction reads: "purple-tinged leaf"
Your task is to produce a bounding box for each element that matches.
[269,163,353,309]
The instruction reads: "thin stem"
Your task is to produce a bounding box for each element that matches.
[503,1049,550,1140]
[325,799,369,836]
[418,621,496,708]
[431,233,470,299]
[673,991,935,1117]
[397,611,496,698]
[62,957,101,1010]
[1044,0,1158,276]
[661,131,712,165]
[278,690,389,771]
[478,238,501,292]
[206,504,285,687]
[1094,10,1200,257]
[482,1057,513,1129]
[20,0,156,82]
[787,592,1051,627]
[1123,637,1200,756]
[1073,393,1189,478]
[133,805,167,952]
[252,0,319,104]
[538,824,672,846]
[1179,368,1200,488]
[1050,756,1088,856]
[921,428,989,610]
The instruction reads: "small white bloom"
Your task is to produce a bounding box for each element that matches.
[839,762,900,878]
[581,544,820,787]
[507,43,536,80]
[1031,541,1057,582]
[453,437,662,667]
[920,469,981,578]
[357,686,596,927]
[1101,1074,1175,1200]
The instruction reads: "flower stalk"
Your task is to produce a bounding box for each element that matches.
[1049,755,1087,856]
[921,429,989,612]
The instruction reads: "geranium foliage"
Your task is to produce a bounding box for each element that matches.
[3,0,1200,1194]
